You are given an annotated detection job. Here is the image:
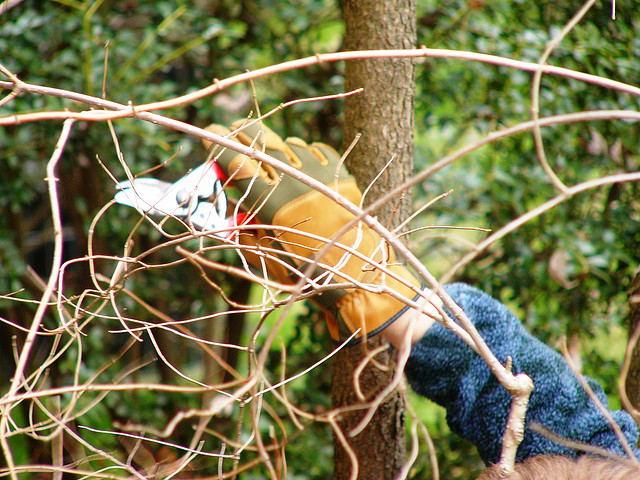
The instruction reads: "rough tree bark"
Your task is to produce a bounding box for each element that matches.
[331,1,417,479]
[625,268,640,409]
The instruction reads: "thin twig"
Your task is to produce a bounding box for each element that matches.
[3,48,640,125]
[0,119,75,480]
[529,0,596,193]
[560,338,638,461]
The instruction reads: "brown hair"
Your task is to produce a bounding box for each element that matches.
[476,455,640,480]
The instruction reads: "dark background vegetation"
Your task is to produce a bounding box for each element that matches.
[1,0,639,478]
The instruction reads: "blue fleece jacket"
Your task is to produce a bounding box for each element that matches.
[405,283,640,465]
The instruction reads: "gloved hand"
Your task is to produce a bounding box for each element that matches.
[203,120,422,345]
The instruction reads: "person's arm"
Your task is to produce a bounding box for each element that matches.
[404,282,640,464]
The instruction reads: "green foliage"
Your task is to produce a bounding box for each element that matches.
[415,0,640,328]
[1,0,639,478]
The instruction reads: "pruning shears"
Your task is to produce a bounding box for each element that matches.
[114,161,231,235]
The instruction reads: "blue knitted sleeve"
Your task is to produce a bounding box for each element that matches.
[404,282,640,465]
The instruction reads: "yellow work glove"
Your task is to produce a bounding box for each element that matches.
[204,120,421,345]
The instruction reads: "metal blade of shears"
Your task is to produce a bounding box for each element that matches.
[114,162,229,234]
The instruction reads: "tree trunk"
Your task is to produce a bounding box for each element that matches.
[332,1,417,479]
[625,267,640,409]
